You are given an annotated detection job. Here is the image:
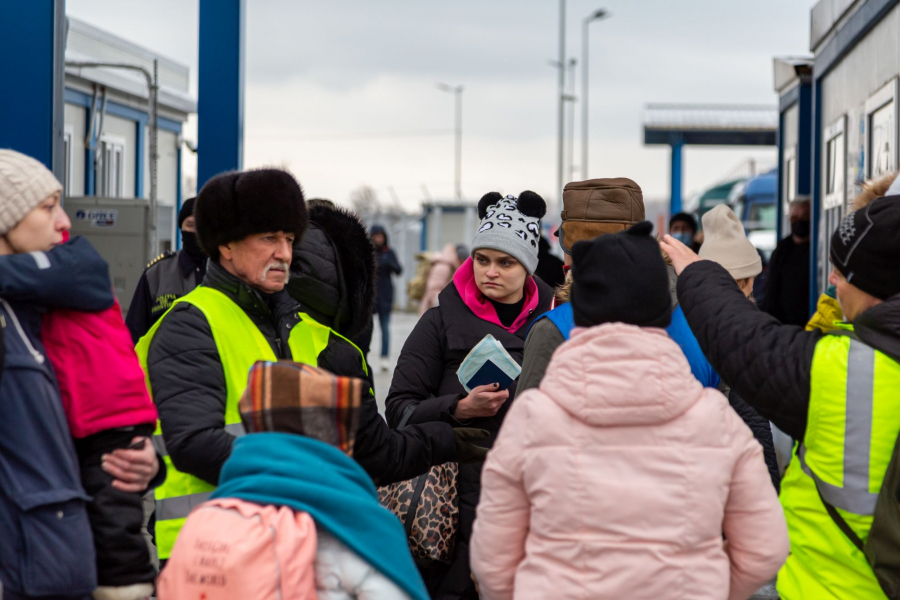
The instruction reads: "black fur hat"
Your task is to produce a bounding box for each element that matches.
[194,168,308,260]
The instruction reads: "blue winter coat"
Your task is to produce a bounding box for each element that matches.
[0,237,114,598]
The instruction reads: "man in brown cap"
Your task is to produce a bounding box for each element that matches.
[517,178,645,391]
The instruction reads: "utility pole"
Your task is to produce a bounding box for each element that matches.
[437,83,464,199]
[556,0,566,217]
[581,9,609,180]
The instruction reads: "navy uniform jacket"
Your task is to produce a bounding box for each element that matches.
[126,250,205,343]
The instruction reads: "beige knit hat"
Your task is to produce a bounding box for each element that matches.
[0,149,63,235]
[699,204,762,279]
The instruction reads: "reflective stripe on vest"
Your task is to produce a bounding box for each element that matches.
[800,339,878,514]
[151,422,246,457]
[135,285,332,558]
[776,331,900,600]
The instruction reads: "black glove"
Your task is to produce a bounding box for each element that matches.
[454,428,490,463]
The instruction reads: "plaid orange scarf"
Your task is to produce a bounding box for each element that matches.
[239,361,363,456]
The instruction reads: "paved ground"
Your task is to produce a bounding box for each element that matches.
[370,311,421,414]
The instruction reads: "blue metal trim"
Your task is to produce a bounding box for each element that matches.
[65,87,93,108]
[198,0,245,187]
[809,81,823,316]
[797,84,813,198]
[670,138,684,215]
[0,3,56,167]
[645,129,775,147]
[85,102,95,196]
[135,120,146,198]
[776,111,785,241]
[814,0,900,80]
[106,102,148,124]
[158,116,183,133]
[779,86,800,113]
[176,146,183,250]
[65,88,183,132]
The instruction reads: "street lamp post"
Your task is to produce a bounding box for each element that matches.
[581,8,609,179]
[556,0,566,217]
[437,82,464,199]
[565,58,577,183]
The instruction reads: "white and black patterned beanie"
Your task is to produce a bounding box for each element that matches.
[471,191,546,275]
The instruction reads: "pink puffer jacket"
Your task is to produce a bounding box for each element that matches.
[470,324,789,600]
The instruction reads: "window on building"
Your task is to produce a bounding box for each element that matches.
[824,117,845,211]
[97,136,125,198]
[869,102,895,178]
[63,126,74,196]
[865,78,898,179]
[783,146,796,215]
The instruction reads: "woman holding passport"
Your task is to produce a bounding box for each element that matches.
[385,191,554,600]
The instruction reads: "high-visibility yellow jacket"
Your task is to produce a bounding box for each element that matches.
[777,330,900,599]
[136,285,354,558]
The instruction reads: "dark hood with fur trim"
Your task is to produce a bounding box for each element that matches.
[286,204,376,338]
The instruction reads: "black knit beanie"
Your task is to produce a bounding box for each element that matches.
[830,196,900,300]
[194,169,308,260]
[178,196,196,229]
[571,221,672,328]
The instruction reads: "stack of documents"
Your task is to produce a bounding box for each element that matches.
[456,334,522,393]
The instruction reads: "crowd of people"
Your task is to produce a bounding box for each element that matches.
[1,145,900,600]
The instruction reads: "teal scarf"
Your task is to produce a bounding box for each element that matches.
[211,433,429,600]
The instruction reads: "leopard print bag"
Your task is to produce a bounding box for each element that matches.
[378,463,459,565]
[378,405,459,564]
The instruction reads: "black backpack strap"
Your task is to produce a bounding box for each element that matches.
[826,329,862,342]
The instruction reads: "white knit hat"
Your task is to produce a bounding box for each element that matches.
[0,149,63,235]
[699,204,762,280]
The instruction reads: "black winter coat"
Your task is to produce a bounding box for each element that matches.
[375,244,402,315]
[287,205,458,483]
[727,390,781,490]
[534,235,565,289]
[760,235,810,327]
[149,260,455,488]
[125,249,206,343]
[677,260,900,442]
[385,278,553,599]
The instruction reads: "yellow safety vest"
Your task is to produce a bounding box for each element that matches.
[778,329,900,599]
[135,285,362,558]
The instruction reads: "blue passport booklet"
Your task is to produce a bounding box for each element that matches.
[457,334,522,393]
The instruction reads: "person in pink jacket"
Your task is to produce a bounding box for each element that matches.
[470,222,789,600]
[418,244,464,316]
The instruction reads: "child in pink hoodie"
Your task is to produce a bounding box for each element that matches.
[470,223,789,600]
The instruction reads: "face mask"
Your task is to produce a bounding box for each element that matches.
[791,219,811,239]
[671,231,693,247]
[181,231,207,264]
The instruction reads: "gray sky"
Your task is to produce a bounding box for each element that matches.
[67,0,814,211]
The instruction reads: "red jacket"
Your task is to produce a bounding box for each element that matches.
[42,298,157,439]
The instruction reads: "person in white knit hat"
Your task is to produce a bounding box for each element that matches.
[0,148,68,251]
[699,203,763,299]
[0,149,162,600]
